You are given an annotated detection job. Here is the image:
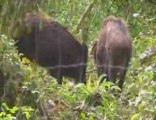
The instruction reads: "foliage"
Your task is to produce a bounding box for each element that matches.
[0,0,156,120]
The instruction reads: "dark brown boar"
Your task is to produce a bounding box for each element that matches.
[13,13,88,84]
[92,16,132,90]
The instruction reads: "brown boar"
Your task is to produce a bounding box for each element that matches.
[13,13,88,84]
[92,16,132,90]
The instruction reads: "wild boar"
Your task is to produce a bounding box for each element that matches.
[13,13,88,84]
[92,16,132,90]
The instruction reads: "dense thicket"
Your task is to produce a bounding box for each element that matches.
[0,0,156,119]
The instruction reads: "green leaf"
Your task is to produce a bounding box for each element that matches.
[131,113,141,120]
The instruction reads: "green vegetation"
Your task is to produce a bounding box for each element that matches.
[0,0,156,119]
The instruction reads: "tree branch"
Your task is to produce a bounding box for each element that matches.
[74,0,96,32]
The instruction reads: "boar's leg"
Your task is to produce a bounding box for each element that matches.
[56,67,63,84]
[83,43,88,84]
[74,62,87,84]
[118,69,127,90]
[79,66,87,84]
[49,68,63,84]
[108,67,116,84]
[57,76,63,84]
[107,55,116,84]
[80,43,88,84]
[97,68,108,83]
[118,59,129,90]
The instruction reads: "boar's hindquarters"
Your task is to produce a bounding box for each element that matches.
[107,51,131,90]
[49,42,88,84]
